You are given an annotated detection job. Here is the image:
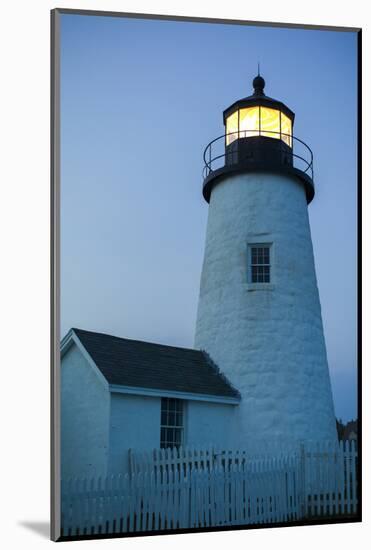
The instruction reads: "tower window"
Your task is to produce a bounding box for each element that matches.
[160,398,184,449]
[250,245,271,283]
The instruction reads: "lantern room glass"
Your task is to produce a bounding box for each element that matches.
[225,111,239,145]
[260,107,280,140]
[281,112,292,147]
[239,107,260,139]
[226,106,292,147]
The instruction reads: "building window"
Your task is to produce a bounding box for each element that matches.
[250,245,271,283]
[160,398,184,449]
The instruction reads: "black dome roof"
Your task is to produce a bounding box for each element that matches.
[223,75,295,124]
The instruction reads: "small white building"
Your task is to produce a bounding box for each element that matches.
[61,328,240,479]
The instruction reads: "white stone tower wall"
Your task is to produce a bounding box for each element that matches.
[195,172,337,452]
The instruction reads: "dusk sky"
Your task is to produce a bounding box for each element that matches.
[60,14,357,421]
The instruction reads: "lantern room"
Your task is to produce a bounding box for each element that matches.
[224,75,294,147]
[202,74,314,205]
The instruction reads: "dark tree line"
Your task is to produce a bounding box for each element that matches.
[336,418,358,442]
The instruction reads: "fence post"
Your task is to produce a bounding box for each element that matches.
[350,440,357,514]
[300,443,307,519]
[128,449,133,477]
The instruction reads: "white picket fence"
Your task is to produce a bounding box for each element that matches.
[129,446,254,475]
[129,444,300,475]
[61,441,358,537]
[303,440,358,517]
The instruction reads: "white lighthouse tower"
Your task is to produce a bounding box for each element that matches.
[195,74,337,452]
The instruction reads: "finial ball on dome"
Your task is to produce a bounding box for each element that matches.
[253,75,265,95]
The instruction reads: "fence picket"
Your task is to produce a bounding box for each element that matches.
[350,440,357,514]
[345,440,351,515]
[88,476,95,535]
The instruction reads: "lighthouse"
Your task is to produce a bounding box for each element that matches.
[195,75,337,452]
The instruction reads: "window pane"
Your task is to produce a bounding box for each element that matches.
[250,246,271,283]
[161,398,184,448]
[226,111,239,145]
[260,107,280,140]
[168,399,176,411]
[239,107,260,139]
[251,246,270,265]
[281,112,292,147]
[160,428,166,444]
[251,249,257,263]
[175,429,182,446]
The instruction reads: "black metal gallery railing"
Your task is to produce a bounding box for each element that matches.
[202,130,314,183]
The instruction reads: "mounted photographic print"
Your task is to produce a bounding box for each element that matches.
[51,8,361,541]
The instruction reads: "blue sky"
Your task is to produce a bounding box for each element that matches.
[60,14,358,422]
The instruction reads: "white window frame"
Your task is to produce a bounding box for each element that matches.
[247,242,274,290]
[160,397,185,449]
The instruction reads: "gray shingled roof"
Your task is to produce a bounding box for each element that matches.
[72,328,239,400]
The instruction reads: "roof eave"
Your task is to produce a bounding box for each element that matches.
[109,384,241,405]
